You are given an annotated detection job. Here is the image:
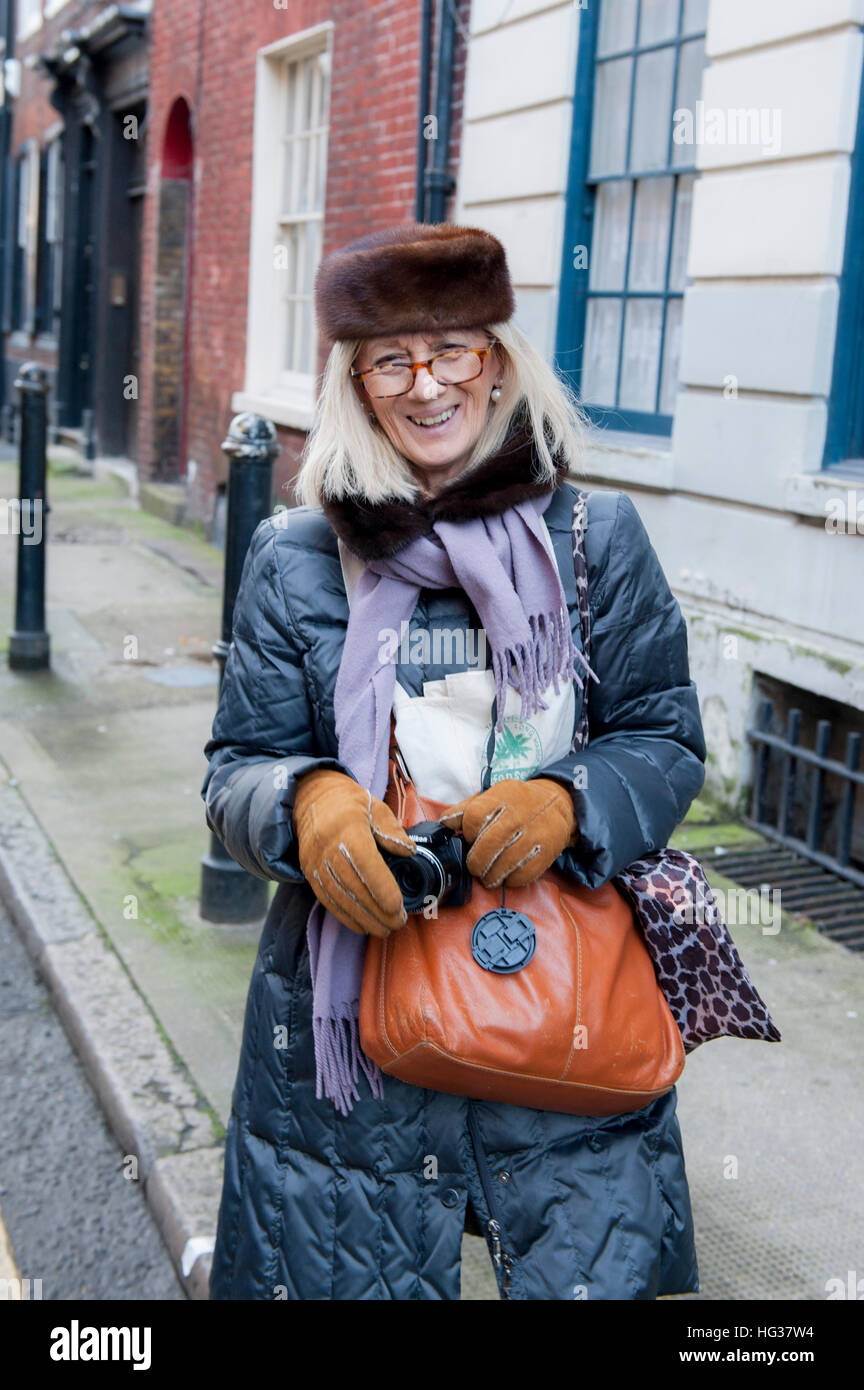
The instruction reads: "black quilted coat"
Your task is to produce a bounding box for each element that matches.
[202,467,708,1301]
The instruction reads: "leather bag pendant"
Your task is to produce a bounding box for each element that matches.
[471,907,536,974]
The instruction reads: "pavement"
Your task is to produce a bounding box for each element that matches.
[0,443,861,1301]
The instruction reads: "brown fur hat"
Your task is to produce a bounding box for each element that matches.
[314,222,515,342]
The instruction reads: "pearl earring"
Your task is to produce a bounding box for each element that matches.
[490,386,502,402]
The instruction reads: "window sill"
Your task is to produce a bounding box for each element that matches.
[230,388,315,433]
[785,468,864,528]
[575,429,674,492]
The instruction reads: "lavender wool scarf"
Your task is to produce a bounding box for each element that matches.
[306,490,591,1114]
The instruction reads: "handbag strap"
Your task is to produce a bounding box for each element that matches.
[570,489,592,753]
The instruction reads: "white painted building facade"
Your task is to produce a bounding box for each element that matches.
[455,0,864,820]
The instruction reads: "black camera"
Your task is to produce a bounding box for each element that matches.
[383,821,473,914]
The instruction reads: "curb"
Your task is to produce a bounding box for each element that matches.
[0,774,223,1299]
[93,454,140,504]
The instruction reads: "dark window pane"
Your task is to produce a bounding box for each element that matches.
[589,57,633,177]
[683,0,710,32]
[639,0,680,46]
[673,38,706,167]
[659,297,683,414]
[589,180,632,291]
[597,0,638,57]
[668,173,695,292]
[631,47,676,172]
[582,297,623,406]
[628,176,674,292]
[619,298,663,410]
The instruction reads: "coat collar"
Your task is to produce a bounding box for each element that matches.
[321,416,570,563]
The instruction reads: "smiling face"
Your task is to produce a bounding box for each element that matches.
[351,329,504,495]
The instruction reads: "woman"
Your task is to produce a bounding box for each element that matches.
[203,222,707,1301]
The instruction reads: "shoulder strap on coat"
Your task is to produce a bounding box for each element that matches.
[570,490,591,654]
[571,490,592,752]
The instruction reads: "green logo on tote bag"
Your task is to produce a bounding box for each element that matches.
[482,718,542,782]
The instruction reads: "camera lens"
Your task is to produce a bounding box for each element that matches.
[389,846,446,913]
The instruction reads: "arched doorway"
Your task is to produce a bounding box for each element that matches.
[151,97,194,481]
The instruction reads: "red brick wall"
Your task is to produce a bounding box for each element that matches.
[140,0,471,523]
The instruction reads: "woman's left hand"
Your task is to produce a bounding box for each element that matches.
[440,778,579,889]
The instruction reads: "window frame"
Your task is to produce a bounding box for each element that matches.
[555,0,706,438]
[10,155,24,329]
[35,134,63,341]
[823,26,864,473]
[14,139,40,334]
[235,22,333,431]
[276,48,329,384]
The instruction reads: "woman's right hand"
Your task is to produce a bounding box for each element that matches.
[292,769,416,937]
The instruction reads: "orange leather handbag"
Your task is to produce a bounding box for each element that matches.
[359,733,685,1117]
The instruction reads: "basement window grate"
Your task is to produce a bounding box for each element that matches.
[710,843,864,952]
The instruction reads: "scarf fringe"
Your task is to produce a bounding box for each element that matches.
[491,606,599,732]
[313,1008,384,1116]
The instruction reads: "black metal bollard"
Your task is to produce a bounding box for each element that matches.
[8,363,50,672]
[199,412,281,923]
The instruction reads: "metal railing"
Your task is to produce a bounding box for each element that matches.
[746,696,864,890]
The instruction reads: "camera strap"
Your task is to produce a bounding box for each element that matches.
[480,694,498,791]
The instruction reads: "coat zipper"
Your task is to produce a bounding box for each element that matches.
[466,1101,514,1298]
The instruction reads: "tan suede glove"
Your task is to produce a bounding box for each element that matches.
[292,769,416,937]
[440,778,579,889]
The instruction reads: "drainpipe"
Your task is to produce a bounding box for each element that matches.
[414,0,432,221]
[0,0,17,423]
[425,0,457,224]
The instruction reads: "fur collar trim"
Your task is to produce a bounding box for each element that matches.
[321,419,570,563]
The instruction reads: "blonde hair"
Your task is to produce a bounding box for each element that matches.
[293,319,588,507]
